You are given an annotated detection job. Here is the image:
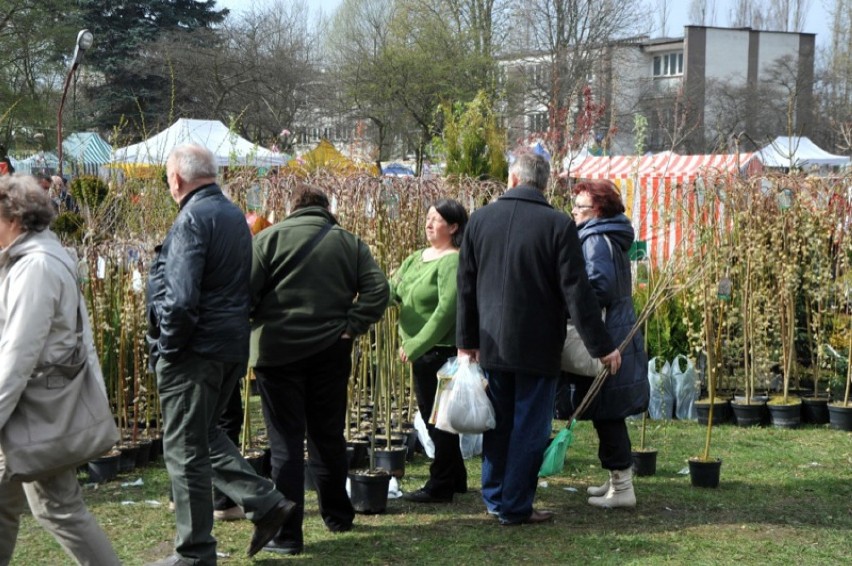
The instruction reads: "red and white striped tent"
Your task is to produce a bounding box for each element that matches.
[569,152,762,263]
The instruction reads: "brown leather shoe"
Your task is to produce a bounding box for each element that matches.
[499,508,554,526]
[248,499,297,557]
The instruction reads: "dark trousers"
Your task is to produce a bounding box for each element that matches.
[156,353,283,564]
[213,379,244,510]
[254,338,355,545]
[592,419,632,470]
[412,347,467,498]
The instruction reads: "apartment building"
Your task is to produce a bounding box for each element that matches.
[502,25,816,155]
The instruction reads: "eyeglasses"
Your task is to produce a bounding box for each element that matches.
[572,200,593,210]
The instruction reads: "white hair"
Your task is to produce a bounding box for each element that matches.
[168,144,217,181]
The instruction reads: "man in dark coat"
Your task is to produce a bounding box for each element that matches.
[456,150,621,526]
[146,144,295,566]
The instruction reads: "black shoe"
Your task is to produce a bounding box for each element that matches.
[248,499,298,558]
[263,539,304,556]
[404,488,452,503]
[499,509,554,526]
[326,521,353,533]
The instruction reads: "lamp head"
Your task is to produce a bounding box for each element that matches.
[77,29,94,51]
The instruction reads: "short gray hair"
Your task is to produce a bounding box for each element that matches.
[168,144,217,181]
[0,174,56,232]
[509,151,550,190]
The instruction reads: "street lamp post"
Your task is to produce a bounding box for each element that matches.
[57,29,94,177]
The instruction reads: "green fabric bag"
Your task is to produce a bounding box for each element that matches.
[538,420,576,477]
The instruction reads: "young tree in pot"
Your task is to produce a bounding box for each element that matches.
[729,179,774,426]
[348,333,392,514]
[829,224,852,431]
[685,178,732,487]
[766,182,805,428]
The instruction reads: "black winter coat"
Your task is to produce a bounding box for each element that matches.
[146,184,252,366]
[456,185,615,377]
[568,214,649,420]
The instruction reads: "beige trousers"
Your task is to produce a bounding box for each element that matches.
[0,453,120,566]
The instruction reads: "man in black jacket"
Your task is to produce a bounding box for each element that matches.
[146,144,295,566]
[456,150,621,526]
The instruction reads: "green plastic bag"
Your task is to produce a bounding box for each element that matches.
[538,420,576,477]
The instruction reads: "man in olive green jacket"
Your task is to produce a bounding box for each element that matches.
[249,184,388,556]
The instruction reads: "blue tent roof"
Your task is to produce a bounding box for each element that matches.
[62,132,113,165]
[382,163,415,177]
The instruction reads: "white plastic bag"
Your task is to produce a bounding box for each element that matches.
[416,410,481,459]
[413,411,435,459]
[648,357,674,420]
[672,355,699,420]
[459,433,483,459]
[435,357,496,434]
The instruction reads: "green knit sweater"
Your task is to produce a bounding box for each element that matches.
[390,249,459,361]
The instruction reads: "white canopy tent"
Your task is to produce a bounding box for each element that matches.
[756,136,850,169]
[111,118,285,167]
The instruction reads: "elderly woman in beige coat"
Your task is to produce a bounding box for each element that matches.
[0,174,119,566]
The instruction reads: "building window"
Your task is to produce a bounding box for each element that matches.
[530,112,548,133]
[653,52,683,77]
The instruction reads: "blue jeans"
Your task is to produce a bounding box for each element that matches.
[481,370,558,524]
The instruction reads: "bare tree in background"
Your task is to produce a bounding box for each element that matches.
[427,0,510,59]
[764,0,812,31]
[657,0,672,37]
[815,0,852,152]
[326,0,401,164]
[688,0,718,26]
[147,0,318,144]
[507,0,650,165]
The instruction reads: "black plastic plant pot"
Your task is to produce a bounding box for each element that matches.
[118,444,140,474]
[347,439,369,469]
[695,399,731,426]
[348,470,391,514]
[801,397,830,425]
[828,403,852,431]
[372,446,407,479]
[88,451,120,483]
[688,457,721,488]
[767,401,801,429]
[134,439,153,468]
[631,449,658,477]
[730,400,765,427]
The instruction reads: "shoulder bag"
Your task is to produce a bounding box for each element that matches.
[0,251,119,483]
[560,235,613,376]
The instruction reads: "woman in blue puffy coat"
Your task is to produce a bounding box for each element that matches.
[567,180,649,509]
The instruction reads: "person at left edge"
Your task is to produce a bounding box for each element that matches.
[145,144,295,566]
[0,174,120,566]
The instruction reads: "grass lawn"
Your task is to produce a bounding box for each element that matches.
[8,415,852,565]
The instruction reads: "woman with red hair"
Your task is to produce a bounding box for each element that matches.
[566,180,649,509]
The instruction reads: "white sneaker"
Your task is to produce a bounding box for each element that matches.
[213,506,246,521]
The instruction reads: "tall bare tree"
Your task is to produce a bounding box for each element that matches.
[764,0,812,31]
[507,0,650,164]
[814,0,852,152]
[688,0,718,26]
[144,0,318,145]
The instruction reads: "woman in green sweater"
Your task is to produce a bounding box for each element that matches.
[392,199,469,503]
